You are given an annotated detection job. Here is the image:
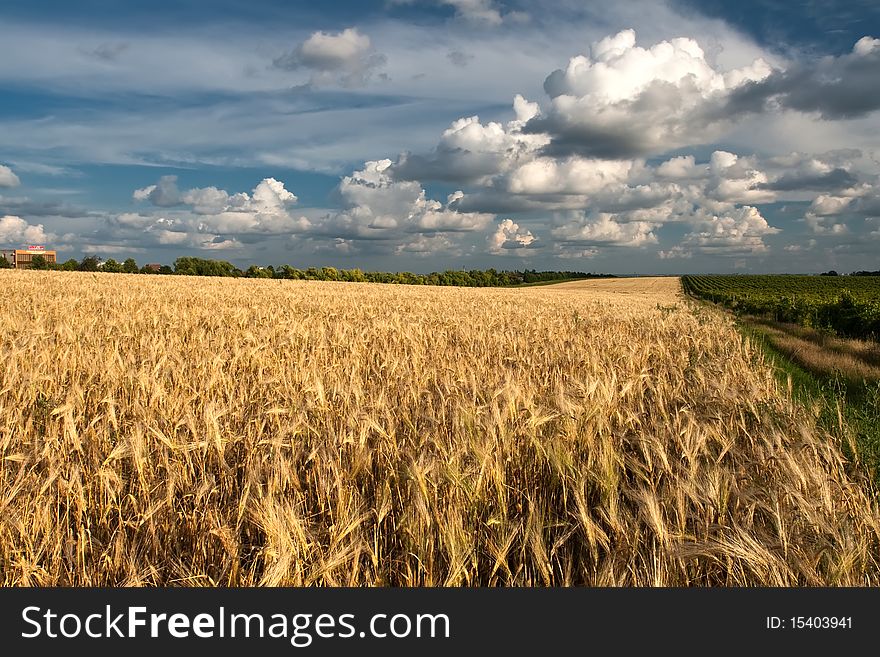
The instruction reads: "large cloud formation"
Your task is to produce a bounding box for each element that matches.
[552,212,658,248]
[97,30,880,264]
[124,161,493,257]
[316,159,493,244]
[726,37,880,120]
[801,176,880,235]
[526,29,773,158]
[131,176,309,239]
[380,30,880,261]
[660,205,781,258]
[0,214,54,244]
[753,150,863,196]
[394,95,547,184]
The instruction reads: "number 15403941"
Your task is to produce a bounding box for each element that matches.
[766,617,852,629]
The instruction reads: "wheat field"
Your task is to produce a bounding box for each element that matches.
[0,270,878,586]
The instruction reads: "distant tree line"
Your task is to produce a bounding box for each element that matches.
[822,270,880,277]
[173,257,609,287]
[2,253,612,287]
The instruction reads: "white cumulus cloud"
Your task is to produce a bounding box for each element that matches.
[504,156,633,195]
[0,214,54,244]
[529,29,772,158]
[394,96,549,184]
[668,205,780,256]
[273,27,386,87]
[318,159,493,239]
[396,233,462,257]
[132,177,308,235]
[487,218,537,254]
[552,212,658,248]
[0,164,20,187]
[132,175,180,206]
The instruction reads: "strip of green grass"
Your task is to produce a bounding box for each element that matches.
[737,319,880,483]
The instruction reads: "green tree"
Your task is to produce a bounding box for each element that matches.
[102,258,122,273]
[29,255,51,270]
[344,268,367,283]
[122,258,139,274]
[60,259,80,271]
[79,256,101,272]
[0,254,11,269]
[245,265,272,278]
[173,257,238,277]
[276,264,303,279]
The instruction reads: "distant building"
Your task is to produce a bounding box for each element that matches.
[0,246,57,269]
[144,263,162,273]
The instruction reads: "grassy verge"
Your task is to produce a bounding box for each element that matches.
[737,319,880,482]
[744,317,880,380]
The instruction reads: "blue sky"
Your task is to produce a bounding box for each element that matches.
[1,0,879,273]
